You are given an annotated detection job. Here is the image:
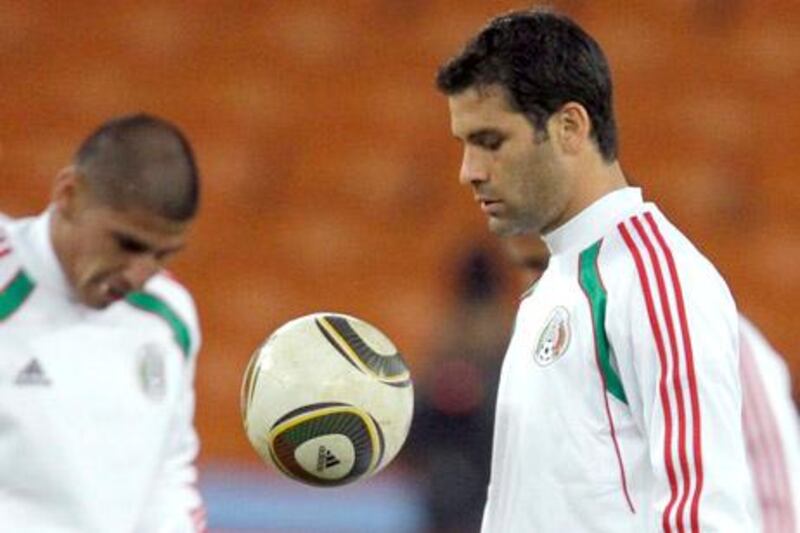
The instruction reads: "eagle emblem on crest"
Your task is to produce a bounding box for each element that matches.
[533,306,571,366]
[138,343,167,401]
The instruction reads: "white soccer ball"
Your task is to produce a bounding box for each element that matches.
[241,312,414,487]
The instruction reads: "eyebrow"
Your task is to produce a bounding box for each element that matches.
[112,231,184,256]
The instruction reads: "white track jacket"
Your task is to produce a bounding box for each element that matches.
[482,188,755,532]
[740,316,800,533]
[0,212,206,532]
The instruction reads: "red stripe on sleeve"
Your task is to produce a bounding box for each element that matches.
[190,505,208,532]
[631,216,693,533]
[644,212,704,533]
[618,220,679,532]
[741,344,779,532]
[741,332,796,532]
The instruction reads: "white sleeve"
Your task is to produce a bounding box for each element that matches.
[740,315,800,532]
[607,217,755,532]
[135,354,206,533]
[135,283,207,533]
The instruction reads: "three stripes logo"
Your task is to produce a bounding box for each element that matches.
[15,358,51,386]
[268,402,385,487]
[316,445,341,472]
[618,211,704,529]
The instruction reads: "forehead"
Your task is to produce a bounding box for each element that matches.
[447,85,527,138]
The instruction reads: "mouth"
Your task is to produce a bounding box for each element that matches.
[476,197,502,214]
[100,281,129,303]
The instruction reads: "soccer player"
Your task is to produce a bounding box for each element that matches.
[506,234,800,532]
[0,114,206,532]
[437,9,755,531]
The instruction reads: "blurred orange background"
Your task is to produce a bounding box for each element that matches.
[1,0,798,465]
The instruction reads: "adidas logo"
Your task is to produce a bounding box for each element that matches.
[15,358,51,386]
[316,446,341,472]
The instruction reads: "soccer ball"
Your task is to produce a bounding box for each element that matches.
[241,312,414,487]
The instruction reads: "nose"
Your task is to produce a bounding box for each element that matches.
[459,146,490,186]
[123,254,160,290]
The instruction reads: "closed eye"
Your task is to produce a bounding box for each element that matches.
[114,234,149,254]
[467,129,506,151]
[111,231,184,262]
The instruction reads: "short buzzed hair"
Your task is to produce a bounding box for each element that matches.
[74,113,200,220]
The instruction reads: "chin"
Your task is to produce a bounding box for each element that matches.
[488,218,527,237]
[85,299,109,310]
[80,291,112,310]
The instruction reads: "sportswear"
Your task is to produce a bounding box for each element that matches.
[740,316,800,533]
[0,211,206,533]
[481,188,755,532]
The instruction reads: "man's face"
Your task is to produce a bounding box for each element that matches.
[448,85,570,236]
[56,194,189,309]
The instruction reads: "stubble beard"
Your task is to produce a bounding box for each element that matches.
[486,205,543,237]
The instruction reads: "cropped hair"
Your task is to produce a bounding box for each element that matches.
[437,8,618,161]
[74,113,200,220]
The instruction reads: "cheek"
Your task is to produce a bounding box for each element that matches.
[511,152,567,219]
[78,246,126,282]
[506,152,545,194]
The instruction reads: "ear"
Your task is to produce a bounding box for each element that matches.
[550,102,592,156]
[51,166,83,221]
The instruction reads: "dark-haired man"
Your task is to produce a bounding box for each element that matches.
[506,234,800,533]
[438,9,754,532]
[0,114,206,532]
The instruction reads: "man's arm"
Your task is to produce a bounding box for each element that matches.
[134,354,206,533]
[134,281,206,533]
[740,315,800,532]
[607,216,755,532]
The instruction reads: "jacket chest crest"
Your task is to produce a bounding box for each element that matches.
[533,306,571,366]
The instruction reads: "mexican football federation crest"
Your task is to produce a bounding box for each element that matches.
[533,306,571,366]
[138,343,166,401]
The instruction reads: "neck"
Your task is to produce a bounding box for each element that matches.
[49,208,75,284]
[574,159,628,210]
[545,159,627,234]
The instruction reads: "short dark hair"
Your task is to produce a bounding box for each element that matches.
[436,8,618,161]
[74,113,200,220]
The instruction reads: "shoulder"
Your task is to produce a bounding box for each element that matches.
[0,217,37,322]
[593,207,738,347]
[739,315,790,378]
[0,216,27,282]
[0,218,11,267]
[0,213,12,245]
[145,271,198,323]
[126,271,201,358]
[598,207,731,298]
